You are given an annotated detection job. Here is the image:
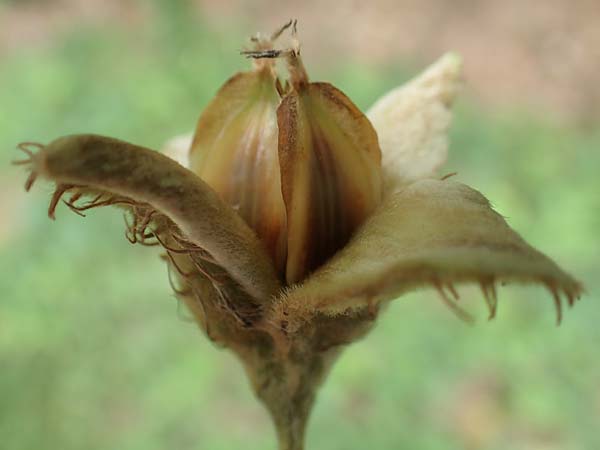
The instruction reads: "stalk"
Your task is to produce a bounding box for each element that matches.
[240,342,339,450]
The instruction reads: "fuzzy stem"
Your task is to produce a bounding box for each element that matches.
[240,341,338,450]
[269,391,313,450]
[257,358,323,450]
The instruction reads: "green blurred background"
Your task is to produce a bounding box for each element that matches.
[0,1,598,449]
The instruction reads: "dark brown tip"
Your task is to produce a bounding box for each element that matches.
[441,172,458,180]
[270,19,294,41]
[241,49,286,59]
[24,171,37,192]
[15,142,46,191]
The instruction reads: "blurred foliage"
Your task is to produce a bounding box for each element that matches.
[0,2,598,449]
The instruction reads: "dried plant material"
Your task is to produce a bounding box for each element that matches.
[190,67,287,273]
[16,24,584,450]
[367,53,462,191]
[277,179,582,327]
[277,46,383,284]
[18,134,281,302]
[162,132,193,167]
